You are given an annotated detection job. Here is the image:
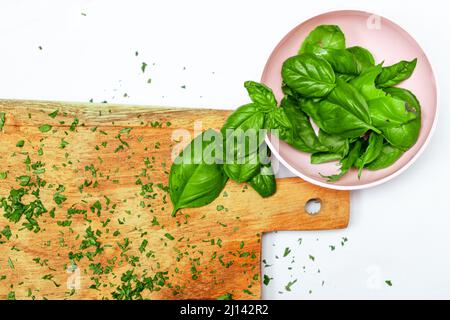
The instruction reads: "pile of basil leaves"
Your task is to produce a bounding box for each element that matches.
[169,25,421,215]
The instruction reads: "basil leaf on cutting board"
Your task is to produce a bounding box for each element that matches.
[248,163,276,198]
[224,149,261,183]
[376,58,417,88]
[169,129,228,216]
[221,103,265,159]
[281,53,336,98]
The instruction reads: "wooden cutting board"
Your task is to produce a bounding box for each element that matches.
[0,100,349,300]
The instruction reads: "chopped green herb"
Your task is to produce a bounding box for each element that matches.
[39,124,53,133]
[69,118,79,131]
[283,247,291,257]
[48,110,58,118]
[263,274,272,286]
[285,279,297,292]
[141,62,147,73]
[164,233,174,241]
[8,257,14,269]
[0,112,5,131]
[217,293,232,300]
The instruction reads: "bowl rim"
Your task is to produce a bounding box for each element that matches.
[262,9,439,191]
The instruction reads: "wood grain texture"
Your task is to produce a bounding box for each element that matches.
[0,100,349,300]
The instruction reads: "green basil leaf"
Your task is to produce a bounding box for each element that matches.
[281,53,336,98]
[224,149,261,183]
[366,144,404,170]
[221,103,265,159]
[299,25,345,53]
[336,73,356,82]
[350,65,386,101]
[368,96,417,128]
[322,140,362,182]
[356,133,384,177]
[376,58,417,88]
[244,81,277,112]
[311,152,342,164]
[248,163,276,198]
[265,107,309,151]
[280,97,326,152]
[300,99,374,139]
[347,46,375,72]
[328,78,373,125]
[381,87,421,150]
[169,129,228,216]
[311,47,360,75]
[221,103,264,134]
[318,130,349,157]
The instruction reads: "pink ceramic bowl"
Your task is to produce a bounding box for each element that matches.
[262,10,438,190]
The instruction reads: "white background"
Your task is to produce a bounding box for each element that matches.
[0,0,449,299]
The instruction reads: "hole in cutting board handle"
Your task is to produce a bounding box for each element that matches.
[305,198,322,215]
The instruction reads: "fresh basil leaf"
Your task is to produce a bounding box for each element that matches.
[265,98,325,153]
[336,73,356,82]
[221,103,264,135]
[381,87,421,150]
[280,97,326,152]
[248,163,276,198]
[322,140,362,182]
[281,53,336,98]
[311,47,360,75]
[347,46,375,71]
[300,99,375,139]
[244,81,277,112]
[350,65,386,100]
[328,78,373,125]
[221,103,265,159]
[265,107,309,152]
[318,130,349,157]
[356,133,384,177]
[169,129,228,216]
[368,96,417,129]
[366,144,404,170]
[311,152,342,164]
[281,83,302,100]
[224,149,261,183]
[376,58,417,88]
[299,25,345,53]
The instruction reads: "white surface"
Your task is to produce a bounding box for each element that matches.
[0,0,449,299]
